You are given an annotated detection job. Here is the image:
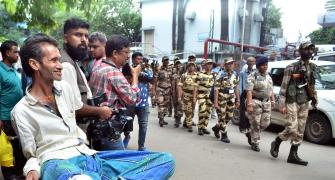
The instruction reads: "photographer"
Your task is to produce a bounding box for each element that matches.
[123,52,153,151]
[89,35,141,150]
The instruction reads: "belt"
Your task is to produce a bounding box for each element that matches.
[219,89,230,94]
[198,90,209,94]
[253,97,269,102]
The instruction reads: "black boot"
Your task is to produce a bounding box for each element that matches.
[198,128,204,136]
[163,120,168,125]
[287,145,308,166]
[202,128,211,135]
[159,118,164,127]
[246,132,252,146]
[188,127,193,132]
[212,125,220,138]
[251,143,260,152]
[221,132,230,143]
[174,117,181,128]
[192,121,196,126]
[270,137,282,158]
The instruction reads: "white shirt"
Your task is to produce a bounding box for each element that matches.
[11,80,96,176]
[62,62,93,100]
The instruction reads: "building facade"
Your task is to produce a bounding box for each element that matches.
[140,0,267,58]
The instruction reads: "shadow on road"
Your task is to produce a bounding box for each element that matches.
[265,124,335,147]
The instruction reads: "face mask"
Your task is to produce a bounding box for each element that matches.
[65,43,89,61]
[300,51,313,60]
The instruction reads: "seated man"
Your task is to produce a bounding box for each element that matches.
[11,33,175,179]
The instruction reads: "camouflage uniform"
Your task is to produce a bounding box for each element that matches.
[212,69,239,141]
[246,70,273,146]
[168,64,175,117]
[171,65,183,127]
[195,71,214,132]
[156,64,173,126]
[270,42,318,166]
[179,71,197,130]
[277,60,317,144]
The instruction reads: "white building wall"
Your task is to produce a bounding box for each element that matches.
[183,0,221,55]
[141,0,264,57]
[141,0,174,55]
[249,0,262,46]
[229,0,242,43]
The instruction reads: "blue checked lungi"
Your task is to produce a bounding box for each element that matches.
[41,150,175,180]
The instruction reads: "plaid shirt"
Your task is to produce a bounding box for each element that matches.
[89,60,140,109]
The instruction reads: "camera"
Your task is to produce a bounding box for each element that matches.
[86,93,133,144]
[88,108,132,142]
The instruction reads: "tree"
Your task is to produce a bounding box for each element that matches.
[1,0,94,32]
[0,4,28,44]
[260,0,282,46]
[308,27,335,44]
[267,0,282,29]
[89,0,141,42]
[1,0,142,42]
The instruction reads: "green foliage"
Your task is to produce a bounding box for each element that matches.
[1,0,94,32]
[267,0,282,29]
[0,0,142,43]
[0,4,27,44]
[308,27,335,44]
[89,0,142,42]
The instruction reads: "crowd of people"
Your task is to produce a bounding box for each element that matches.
[0,17,318,179]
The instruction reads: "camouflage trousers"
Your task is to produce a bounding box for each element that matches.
[216,94,235,134]
[246,99,271,145]
[151,94,157,106]
[168,96,173,116]
[173,98,183,125]
[278,102,309,145]
[183,94,195,128]
[157,87,172,119]
[198,97,212,129]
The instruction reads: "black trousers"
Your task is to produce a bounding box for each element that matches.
[1,120,26,178]
[239,91,250,132]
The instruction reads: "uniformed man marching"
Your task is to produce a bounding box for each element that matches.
[245,56,275,151]
[212,57,240,143]
[178,62,197,132]
[171,57,184,127]
[193,59,214,135]
[270,42,318,166]
[155,56,173,127]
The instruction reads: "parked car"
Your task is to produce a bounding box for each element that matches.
[233,60,335,144]
[312,51,335,63]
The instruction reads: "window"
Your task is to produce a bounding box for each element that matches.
[270,68,284,86]
[318,55,335,62]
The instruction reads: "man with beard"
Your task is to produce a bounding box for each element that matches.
[60,18,111,131]
[0,40,25,179]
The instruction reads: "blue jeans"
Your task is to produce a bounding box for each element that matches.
[135,106,150,148]
[100,137,125,150]
[41,150,175,180]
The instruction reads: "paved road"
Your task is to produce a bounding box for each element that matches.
[126,106,335,180]
[2,106,334,180]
